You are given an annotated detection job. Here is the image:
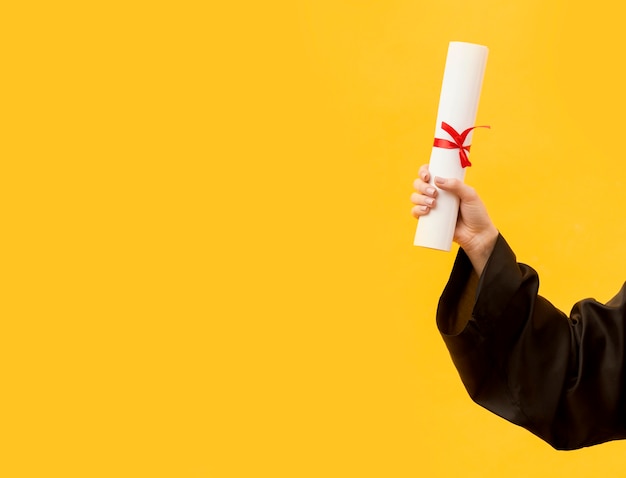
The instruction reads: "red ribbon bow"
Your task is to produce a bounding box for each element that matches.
[433,122,490,168]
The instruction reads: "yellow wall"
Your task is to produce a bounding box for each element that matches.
[5,0,626,476]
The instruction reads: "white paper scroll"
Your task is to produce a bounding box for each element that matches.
[414,41,488,251]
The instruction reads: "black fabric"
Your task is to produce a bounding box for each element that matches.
[437,234,626,450]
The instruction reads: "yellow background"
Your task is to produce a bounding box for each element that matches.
[3,0,626,476]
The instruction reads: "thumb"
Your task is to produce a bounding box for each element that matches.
[434,176,477,202]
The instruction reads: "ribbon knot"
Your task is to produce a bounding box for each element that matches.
[433,122,490,168]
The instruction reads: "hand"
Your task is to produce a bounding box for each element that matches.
[411,165,498,275]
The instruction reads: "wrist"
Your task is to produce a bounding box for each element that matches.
[463,226,499,276]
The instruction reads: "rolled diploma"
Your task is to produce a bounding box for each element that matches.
[414,42,488,251]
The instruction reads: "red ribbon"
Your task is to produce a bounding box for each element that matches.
[433,122,490,168]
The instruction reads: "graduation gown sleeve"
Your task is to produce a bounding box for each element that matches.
[437,234,626,450]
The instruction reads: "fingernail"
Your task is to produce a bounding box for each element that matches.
[420,205,428,212]
[427,187,436,195]
[434,176,446,184]
[426,198,434,206]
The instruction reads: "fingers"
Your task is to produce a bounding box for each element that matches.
[411,204,430,218]
[411,164,435,218]
[410,192,435,208]
[433,176,478,202]
[412,164,437,198]
[411,182,437,218]
[418,164,430,183]
[410,191,436,217]
[411,186,436,217]
[412,177,438,197]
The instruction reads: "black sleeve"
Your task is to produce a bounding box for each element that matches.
[437,234,626,450]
